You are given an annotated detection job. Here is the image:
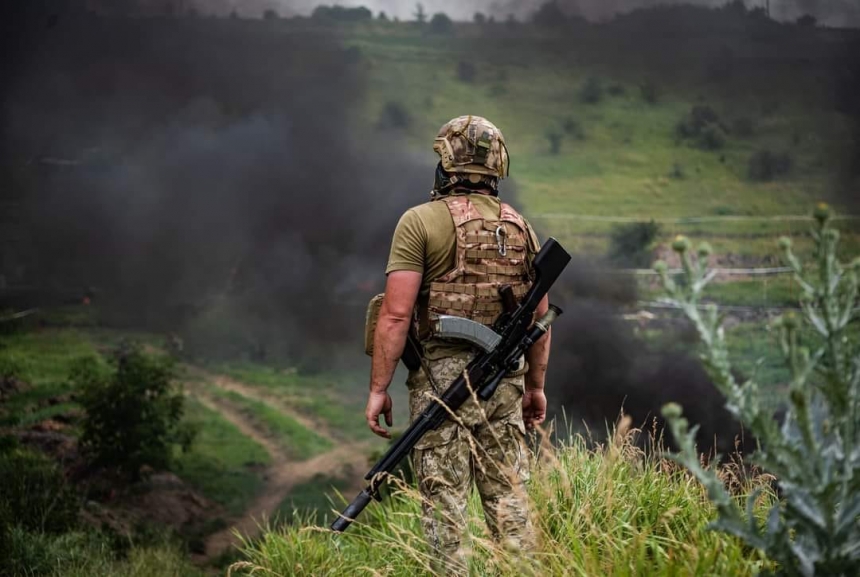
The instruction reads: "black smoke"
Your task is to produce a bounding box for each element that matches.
[1,13,427,364]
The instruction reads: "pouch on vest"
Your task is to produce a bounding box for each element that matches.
[364,294,385,357]
[365,293,423,372]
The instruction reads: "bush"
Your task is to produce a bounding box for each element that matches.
[311,5,373,22]
[377,101,411,131]
[698,123,727,150]
[579,76,603,104]
[748,149,793,181]
[640,81,660,105]
[608,220,661,268]
[428,12,453,34]
[456,60,477,83]
[669,162,686,180]
[562,117,586,140]
[676,105,727,150]
[607,84,626,97]
[545,130,563,155]
[797,14,817,27]
[75,346,194,479]
[658,207,860,576]
[0,447,79,535]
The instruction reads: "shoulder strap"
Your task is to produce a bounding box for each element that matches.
[440,195,483,227]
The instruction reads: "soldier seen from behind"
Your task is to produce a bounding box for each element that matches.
[364,115,552,573]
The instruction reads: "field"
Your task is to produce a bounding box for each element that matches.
[2,6,859,576]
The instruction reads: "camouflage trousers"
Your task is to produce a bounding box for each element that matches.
[407,352,535,574]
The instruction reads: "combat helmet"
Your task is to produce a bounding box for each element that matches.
[432,115,509,198]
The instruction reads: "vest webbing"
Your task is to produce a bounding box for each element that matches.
[425,195,533,331]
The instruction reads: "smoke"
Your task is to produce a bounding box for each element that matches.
[1,14,431,364]
[187,0,860,27]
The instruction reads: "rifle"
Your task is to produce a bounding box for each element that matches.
[331,238,571,533]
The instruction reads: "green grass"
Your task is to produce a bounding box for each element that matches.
[2,527,203,577]
[174,397,270,516]
[0,329,101,386]
[212,361,392,442]
[234,432,773,576]
[206,387,333,460]
[273,473,353,527]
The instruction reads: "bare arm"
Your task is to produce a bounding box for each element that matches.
[365,270,422,438]
[523,294,551,429]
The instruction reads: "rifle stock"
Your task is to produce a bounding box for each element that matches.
[331,238,571,533]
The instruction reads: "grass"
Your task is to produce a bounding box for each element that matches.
[212,361,398,442]
[273,473,353,527]
[174,397,270,516]
[233,428,773,576]
[1,527,203,577]
[206,387,333,460]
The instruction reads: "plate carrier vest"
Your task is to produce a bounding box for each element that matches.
[425,195,534,334]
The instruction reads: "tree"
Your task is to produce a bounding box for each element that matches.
[797,14,817,27]
[263,8,278,21]
[378,11,389,21]
[429,12,454,34]
[533,1,567,27]
[473,12,487,25]
[414,3,427,24]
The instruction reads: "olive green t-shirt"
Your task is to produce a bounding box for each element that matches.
[385,192,540,358]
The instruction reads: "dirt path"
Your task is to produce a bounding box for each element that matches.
[186,372,372,561]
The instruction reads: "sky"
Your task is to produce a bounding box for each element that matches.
[195,0,860,27]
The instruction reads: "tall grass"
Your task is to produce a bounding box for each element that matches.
[232,423,772,576]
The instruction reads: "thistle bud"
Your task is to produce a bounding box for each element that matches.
[813,203,831,224]
[782,311,800,330]
[778,236,792,251]
[672,235,691,254]
[654,260,668,274]
[697,242,713,258]
[823,228,840,243]
[661,403,683,420]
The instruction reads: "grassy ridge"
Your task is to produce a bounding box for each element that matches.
[235,431,772,576]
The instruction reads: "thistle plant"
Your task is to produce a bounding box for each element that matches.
[657,205,860,576]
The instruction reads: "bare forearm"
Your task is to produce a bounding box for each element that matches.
[525,295,551,392]
[370,312,411,393]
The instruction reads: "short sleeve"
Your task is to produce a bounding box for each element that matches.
[385,209,427,275]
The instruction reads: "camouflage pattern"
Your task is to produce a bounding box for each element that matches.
[427,195,534,328]
[434,116,509,179]
[407,351,535,574]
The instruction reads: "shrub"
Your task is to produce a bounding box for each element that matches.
[748,149,793,181]
[698,123,727,151]
[640,81,660,105]
[676,105,727,150]
[545,130,563,155]
[0,447,79,534]
[457,60,477,83]
[428,13,453,34]
[311,5,373,22]
[562,117,586,140]
[377,101,411,130]
[669,162,686,180]
[608,220,661,268]
[607,84,626,97]
[658,206,860,576]
[75,346,194,479]
[797,14,817,27]
[579,76,603,104]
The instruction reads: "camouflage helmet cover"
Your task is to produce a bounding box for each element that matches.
[433,115,510,180]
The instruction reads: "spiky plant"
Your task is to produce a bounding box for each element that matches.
[657,205,860,576]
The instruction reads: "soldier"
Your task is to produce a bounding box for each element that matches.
[365,115,552,573]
